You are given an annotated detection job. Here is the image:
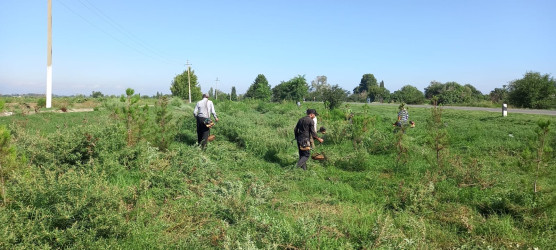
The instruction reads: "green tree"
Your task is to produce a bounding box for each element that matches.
[322,85,348,110]
[307,75,330,101]
[368,84,390,103]
[508,72,556,109]
[216,90,229,101]
[391,85,425,104]
[0,125,17,205]
[91,91,104,98]
[424,81,444,99]
[244,74,272,101]
[376,80,391,103]
[533,120,552,193]
[489,87,508,103]
[209,87,214,98]
[427,97,449,168]
[36,98,46,113]
[231,86,238,101]
[424,81,483,105]
[353,73,378,94]
[272,75,309,102]
[170,68,202,102]
[152,96,173,151]
[118,88,146,146]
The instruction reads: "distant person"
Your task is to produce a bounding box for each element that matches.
[194,93,219,149]
[396,103,409,127]
[394,103,415,129]
[294,109,323,170]
[345,104,354,121]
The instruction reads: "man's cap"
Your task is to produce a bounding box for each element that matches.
[306,109,319,116]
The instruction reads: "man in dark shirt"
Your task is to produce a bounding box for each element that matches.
[294,109,324,170]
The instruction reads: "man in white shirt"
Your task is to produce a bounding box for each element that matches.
[193,93,219,149]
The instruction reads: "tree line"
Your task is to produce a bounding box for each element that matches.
[169,68,556,110]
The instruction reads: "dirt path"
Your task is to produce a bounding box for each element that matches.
[1,108,95,117]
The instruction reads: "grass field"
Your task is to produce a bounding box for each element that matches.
[1,98,555,249]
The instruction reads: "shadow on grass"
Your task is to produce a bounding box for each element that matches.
[264,148,296,168]
[175,132,197,146]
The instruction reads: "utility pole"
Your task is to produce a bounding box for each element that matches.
[186,60,192,103]
[46,0,52,108]
[185,60,191,103]
[215,77,219,100]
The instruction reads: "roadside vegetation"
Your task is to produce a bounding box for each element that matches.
[0,94,554,248]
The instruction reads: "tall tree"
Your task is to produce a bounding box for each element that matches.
[508,71,556,109]
[307,75,331,101]
[310,76,329,92]
[272,75,309,102]
[170,69,202,101]
[244,74,272,101]
[209,87,214,98]
[231,86,237,101]
[353,73,378,94]
[424,81,444,99]
[368,80,390,103]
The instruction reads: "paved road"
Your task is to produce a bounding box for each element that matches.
[355,102,556,116]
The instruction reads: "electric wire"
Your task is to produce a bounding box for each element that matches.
[54,0,182,66]
[76,0,181,65]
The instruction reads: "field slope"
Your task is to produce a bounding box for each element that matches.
[0,100,555,249]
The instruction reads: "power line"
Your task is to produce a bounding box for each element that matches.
[55,0,181,65]
[76,0,180,65]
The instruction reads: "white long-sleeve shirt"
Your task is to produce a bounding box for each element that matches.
[194,98,218,119]
[313,117,318,133]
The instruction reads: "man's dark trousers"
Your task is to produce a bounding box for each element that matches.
[296,141,311,170]
[196,116,210,149]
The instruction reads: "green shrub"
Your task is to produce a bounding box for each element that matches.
[1,168,129,248]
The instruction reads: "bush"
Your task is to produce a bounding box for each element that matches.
[322,85,348,110]
[1,168,129,248]
[508,71,556,109]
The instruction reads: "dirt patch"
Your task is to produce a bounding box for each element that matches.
[0,108,95,117]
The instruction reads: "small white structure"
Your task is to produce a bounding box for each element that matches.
[502,103,507,117]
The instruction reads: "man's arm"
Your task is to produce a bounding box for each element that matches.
[309,119,322,143]
[193,102,199,117]
[209,101,219,122]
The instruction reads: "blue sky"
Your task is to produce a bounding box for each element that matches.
[1,0,555,96]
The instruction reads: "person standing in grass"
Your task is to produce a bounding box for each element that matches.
[394,103,415,130]
[395,103,409,127]
[194,93,218,149]
[294,109,323,170]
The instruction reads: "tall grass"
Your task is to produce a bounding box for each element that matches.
[0,99,555,248]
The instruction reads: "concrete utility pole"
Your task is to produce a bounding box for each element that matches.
[215,77,219,100]
[186,60,192,103]
[46,0,52,108]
